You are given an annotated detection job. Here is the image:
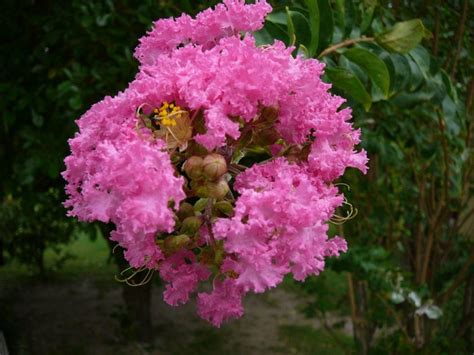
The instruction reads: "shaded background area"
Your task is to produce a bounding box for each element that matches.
[0,236,354,354]
[0,0,473,354]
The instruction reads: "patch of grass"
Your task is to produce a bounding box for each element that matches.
[0,233,117,283]
[278,324,353,355]
[45,233,116,278]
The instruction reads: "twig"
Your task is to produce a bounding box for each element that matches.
[420,111,450,284]
[346,272,360,328]
[318,37,375,58]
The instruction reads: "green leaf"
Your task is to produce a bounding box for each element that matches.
[342,47,390,98]
[333,0,345,30]
[285,7,296,46]
[360,2,376,34]
[440,69,458,102]
[409,46,431,80]
[317,0,334,53]
[304,0,320,57]
[344,0,355,38]
[325,67,372,110]
[215,201,234,217]
[254,28,273,46]
[264,21,290,45]
[382,53,412,94]
[290,10,312,49]
[405,55,424,91]
[266,11,287,26]
[375,19,426,54]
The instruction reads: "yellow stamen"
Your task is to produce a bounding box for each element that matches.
[154,102,185,127]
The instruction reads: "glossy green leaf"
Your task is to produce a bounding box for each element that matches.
[382,53,412,94]
[375,19,425,54]
[263,20,290,45]
[285,7,296,46]
[267,10,310,48]
[286,9,311,49]
[343,47,390,97]
[344,0,355,38]
[333,0,345,30]
[405,55,424,91]
[360,2,376,34]
[266,11,287,26]
[304,0,319,57]
[317,0,334,53]
[325,67,372,110]
[409,46,431,80]
[254,28,273,46]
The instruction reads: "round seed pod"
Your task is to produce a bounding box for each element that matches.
[207,179,230,200]
[183,156,204,179]
[202,154,227,181]
[180,216,202,235]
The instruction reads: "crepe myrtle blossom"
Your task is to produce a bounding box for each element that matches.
[63,0,368,327]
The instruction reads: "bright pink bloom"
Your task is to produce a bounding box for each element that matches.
[63,0,367,327]
[214,159,348,294]
[160,250,212,306]
[197,278,245,327]
[63,95,185,269]
[135,0,272,64]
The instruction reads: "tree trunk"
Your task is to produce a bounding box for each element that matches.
[347,274,374,354]
[100,224,154,344]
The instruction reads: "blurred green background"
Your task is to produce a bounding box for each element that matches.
[0,0,472,354]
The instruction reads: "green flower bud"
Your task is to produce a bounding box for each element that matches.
[202,154,227,180]
[215,200,234,216]
[164,234,191,253]
[191,180,209,198]
[208,179,230,200]
[183,156,204,179]
[180,216,202,235]
[214,248,224,265]
[176,202,195,220]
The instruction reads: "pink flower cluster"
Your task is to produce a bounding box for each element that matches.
[63,0,367,327]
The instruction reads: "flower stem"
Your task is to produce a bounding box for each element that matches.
[205,198,217,248]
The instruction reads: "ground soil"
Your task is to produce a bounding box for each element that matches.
[0,275,352,355]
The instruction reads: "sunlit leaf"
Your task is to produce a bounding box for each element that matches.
[376,19,425,54]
